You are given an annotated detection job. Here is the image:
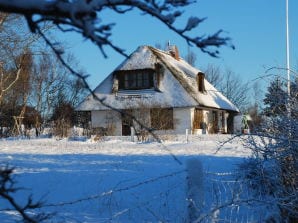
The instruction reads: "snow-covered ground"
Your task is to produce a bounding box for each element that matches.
[0,135,265,222]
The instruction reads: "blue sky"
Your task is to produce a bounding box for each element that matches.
[61,0,298,90]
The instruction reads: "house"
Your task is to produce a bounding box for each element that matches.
[76,45,239,136]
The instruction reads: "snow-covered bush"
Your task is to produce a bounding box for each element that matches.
[238,78,298,222]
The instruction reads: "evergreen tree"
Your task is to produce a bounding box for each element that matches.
[289,78,298,120]
[263,78,287,117]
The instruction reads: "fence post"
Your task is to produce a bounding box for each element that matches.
[131,127,135,142]
[186,129,189,143]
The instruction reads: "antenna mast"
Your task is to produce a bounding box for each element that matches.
[286,0,290,96]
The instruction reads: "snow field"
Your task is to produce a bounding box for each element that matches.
[0,135,250,157]
[0,135,258,222]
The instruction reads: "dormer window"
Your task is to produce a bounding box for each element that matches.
[117,69,154,90]
[197,72,206,93]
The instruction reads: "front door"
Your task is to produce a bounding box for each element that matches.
[193,109,203,129]
[121,110,133,136]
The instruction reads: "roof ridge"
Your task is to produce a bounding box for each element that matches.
[147,45,174,57]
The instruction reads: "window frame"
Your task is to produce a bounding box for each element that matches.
[117,69,154,90]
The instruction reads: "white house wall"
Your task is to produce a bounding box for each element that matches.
[173,107,193,134]
[92,108,194,136]
[90,107,230,136]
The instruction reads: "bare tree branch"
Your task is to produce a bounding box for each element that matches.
[0,0,233,58]
[0,166,52,223]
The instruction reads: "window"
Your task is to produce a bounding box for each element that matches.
[75,111,91,128]
[150,108,174,130]
[118,69,154,90]
[121,109,133,136]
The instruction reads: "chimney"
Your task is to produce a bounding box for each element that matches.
[168,45,180,60]
[197,72,206,93]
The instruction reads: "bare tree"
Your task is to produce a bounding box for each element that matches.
[222,68,249,111]
[0,50,34,134]
[203,64,223,89]
[0,62,22,106]
[204,65,250,112]
[30,52,87,122]
[0,13,50,134]
[0,0,233,58]
[184,47,197,66]
[0,13,24,105]
[12,51,34,135]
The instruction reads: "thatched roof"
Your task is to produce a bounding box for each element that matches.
[76,46,239,112]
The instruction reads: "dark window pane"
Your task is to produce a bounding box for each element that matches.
[118,70,154,90]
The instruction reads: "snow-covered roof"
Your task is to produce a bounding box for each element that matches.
[76,46,239,112]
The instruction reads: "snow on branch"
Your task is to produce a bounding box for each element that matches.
[0,165,52,222]
[0,0,233,58]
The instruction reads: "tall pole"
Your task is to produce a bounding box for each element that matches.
[286,0,291,96]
